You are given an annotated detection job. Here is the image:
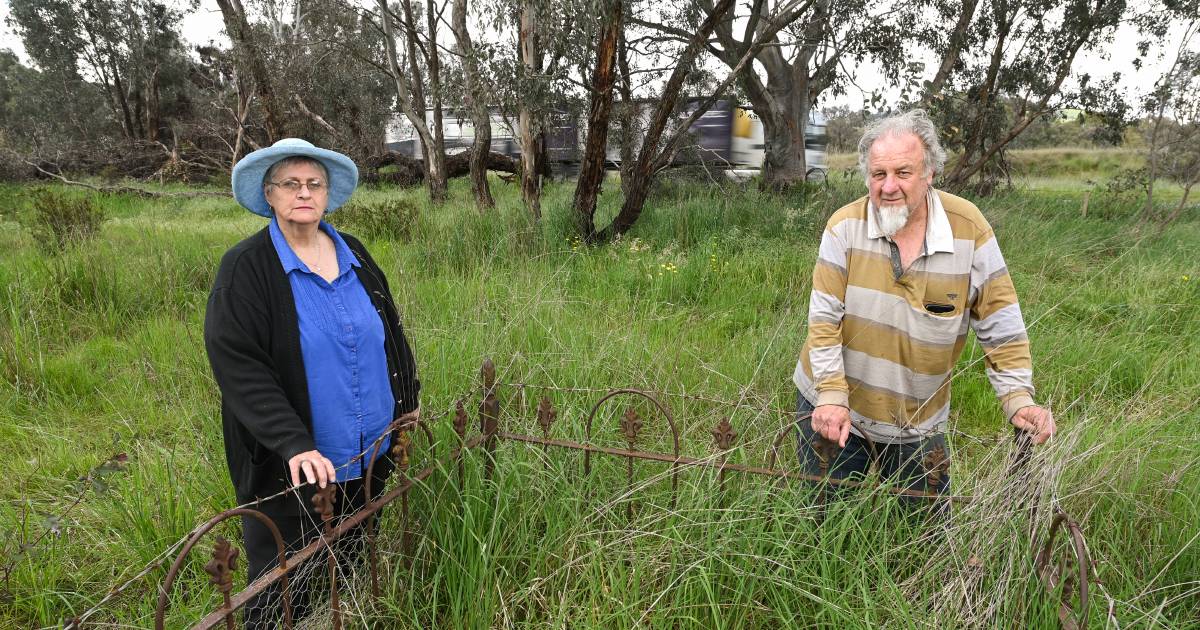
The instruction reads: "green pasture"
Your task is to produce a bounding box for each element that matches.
[0,173,1196,628]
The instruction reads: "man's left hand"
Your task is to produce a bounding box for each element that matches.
[1010,405,1055,445]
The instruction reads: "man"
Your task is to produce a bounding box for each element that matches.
[793,109,1054,496]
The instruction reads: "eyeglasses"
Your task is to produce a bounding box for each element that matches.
[268,179,327,194]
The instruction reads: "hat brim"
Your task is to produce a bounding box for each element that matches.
[232,142,359,217]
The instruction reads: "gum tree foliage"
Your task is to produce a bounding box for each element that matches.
[451,0,498,210]
[1139,14,1199,225]
[820,104,870,154]
[920,0,1130,194]
[0,51,111,158]
[7,0,196,148]
[213,0,291,142]
[634,0,921,192]
[375,0,453,203]
[274,0,395,160]
[206,0,394,159]
[470,0,583,218]
[573,0,818,241]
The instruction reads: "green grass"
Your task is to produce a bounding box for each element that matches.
[0,174,1197,628]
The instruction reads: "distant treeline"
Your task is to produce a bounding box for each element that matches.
[1,0,1195,236]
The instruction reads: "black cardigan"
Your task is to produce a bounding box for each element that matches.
[203,227,420,513]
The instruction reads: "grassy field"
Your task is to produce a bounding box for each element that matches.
[0,172,1196,628]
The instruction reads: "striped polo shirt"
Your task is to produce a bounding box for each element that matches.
[793,189,1036,443]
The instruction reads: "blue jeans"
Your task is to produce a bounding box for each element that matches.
[795,392,950,497]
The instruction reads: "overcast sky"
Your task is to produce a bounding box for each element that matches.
[0,0,1190,111]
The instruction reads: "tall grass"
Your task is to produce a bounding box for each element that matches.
[0,175,1196,628]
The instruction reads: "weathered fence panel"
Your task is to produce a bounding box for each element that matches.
[139,358,1091,630]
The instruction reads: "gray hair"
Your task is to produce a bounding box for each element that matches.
[856,109,947,182]
[263,156,329,188]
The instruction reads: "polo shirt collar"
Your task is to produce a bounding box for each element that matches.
[865,189,955,254]
[268,217,361,276]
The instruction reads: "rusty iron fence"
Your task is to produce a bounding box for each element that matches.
[123,358,1092,630]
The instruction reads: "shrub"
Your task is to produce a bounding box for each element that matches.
[28,188,105,252]
[330,197,419,241]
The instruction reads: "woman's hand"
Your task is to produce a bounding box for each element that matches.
[288,450,337,488]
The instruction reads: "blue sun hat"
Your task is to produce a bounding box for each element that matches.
[231,138,359,217]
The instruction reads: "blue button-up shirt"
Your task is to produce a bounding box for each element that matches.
[270,218,394,482]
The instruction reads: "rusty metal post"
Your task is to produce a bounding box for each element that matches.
[203,537,239,630]
[366,422,413,598]
[312,485,340,630]
[811,434,841,508]
[395,423,413,559]
[480,358,499,481]
[619,408,642,519]
[537,396,557,468]
[711,417,737,498]
[922,445,950,492]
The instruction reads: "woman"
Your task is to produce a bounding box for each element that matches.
[203,138,420,627]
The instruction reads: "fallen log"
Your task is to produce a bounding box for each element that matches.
[362,151,520,187]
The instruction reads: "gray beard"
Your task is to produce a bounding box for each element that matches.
[878,204,910,238]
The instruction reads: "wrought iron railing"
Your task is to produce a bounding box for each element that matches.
[71,358,1090,630]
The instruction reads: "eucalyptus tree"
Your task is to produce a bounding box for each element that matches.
[8,0,194,146]
[573,0,818,241]
[469,0,585,218]
[213,0,292,142]
[376,0,451,203]
[631,0,918,192]
[451,0,500,209]
[0,51,110,155]
[571,0,623,238]
[1140,15,1199,225]
[276,0,394,160]
[921,0,1131,193]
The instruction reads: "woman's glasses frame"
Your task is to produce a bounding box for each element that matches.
[267,179,327,194]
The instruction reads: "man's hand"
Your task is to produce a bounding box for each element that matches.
[288,450,336,488]
[811,404,851,448]
[1010,405,1055,445]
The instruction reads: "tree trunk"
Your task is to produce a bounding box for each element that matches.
[703,0,826,192]
[379,0,447,204]
[758,99,808,191]
[144,65,162,143]
[600,0,738,239]
[231,75,252,171]
[922,0,980,102]
[452,0,495,210]
[425,0,448,204]
[129,69,148,141]
[214,0,288,142]
[572,0,623,240]
[398,0,434,177]
[1161,181,1194,227]
[615,22,638,197]
[517,0,542,218]
[108,62,139,142]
